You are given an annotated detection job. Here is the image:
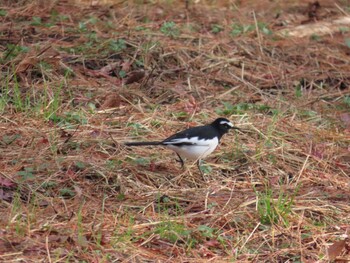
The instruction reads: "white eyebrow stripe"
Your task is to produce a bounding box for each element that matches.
[220,120,233,127]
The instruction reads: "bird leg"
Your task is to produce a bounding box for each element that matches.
[175,153,185,168]
[196,159,203,176]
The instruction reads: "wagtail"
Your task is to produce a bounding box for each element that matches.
[125,118,239,173]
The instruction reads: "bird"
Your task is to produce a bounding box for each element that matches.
[124,117,240,174]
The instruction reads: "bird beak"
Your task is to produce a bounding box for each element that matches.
[231,126,241,131]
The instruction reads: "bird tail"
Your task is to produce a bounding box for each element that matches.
[124,141,162,146]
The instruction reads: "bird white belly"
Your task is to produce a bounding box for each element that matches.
[165,137,219,160]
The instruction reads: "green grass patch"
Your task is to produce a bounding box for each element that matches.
[256,188,296,226]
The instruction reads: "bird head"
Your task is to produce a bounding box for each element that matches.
[211,117,240,135]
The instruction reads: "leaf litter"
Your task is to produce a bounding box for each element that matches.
[0,0,350,262]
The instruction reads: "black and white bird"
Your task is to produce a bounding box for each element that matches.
[125,117,240,173]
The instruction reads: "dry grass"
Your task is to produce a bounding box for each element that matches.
[1,0,350,262]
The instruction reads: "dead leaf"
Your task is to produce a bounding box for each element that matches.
[73,185,83,197]
[84,68,111,78]
[40,137,49,144]
[311,143,326,159]
[83,69,121,85]
[100,93,121,109]
[345,238,350,251]
[47,235,69,243]
[39,199,49,207]
[0,177,16,188]
[100,62,120,75]
[278,16,350,38]
[75,234,89,247]
[340,113,350,129]
[149,161,156,172]
[0,239,15,253]
[198,246,215,258]
[123,70,145,85]
[15,57,38,74]
[0,189,14,202]
[269,175,280,186]
[306,1,321,20]
[204,239,220,248]
[171,83,188,96]
[328,239,346,260]
[66,169,78,179]
[184,95,198,114]
[121,61,131,72]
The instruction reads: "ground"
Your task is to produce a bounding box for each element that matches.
[0,0,350,262]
